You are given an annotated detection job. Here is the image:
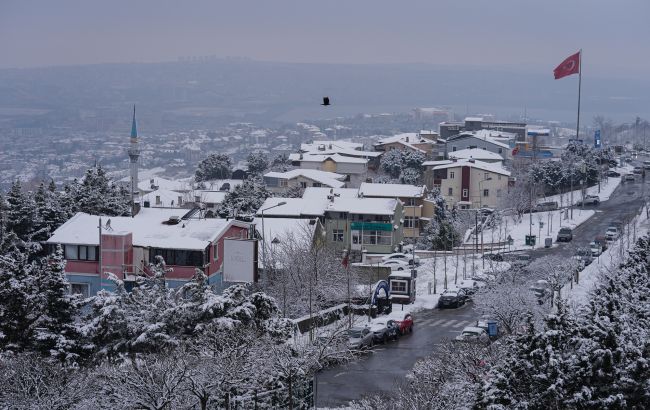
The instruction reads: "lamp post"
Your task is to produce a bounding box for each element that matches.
[478,177,493,268]
[259,201,287,280]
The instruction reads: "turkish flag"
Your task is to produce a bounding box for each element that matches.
[554,51,580,79]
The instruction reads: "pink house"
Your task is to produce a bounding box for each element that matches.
[46,208,250,296]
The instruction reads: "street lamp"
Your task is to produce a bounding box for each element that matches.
[259,201,287,279]
[478,177,493,268]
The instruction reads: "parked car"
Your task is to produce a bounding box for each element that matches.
[633,166,644,174]
[607,170,621,177]
[380,259,410,271]
[393,313,414,335]
[590,241,603,257]
[624,174,636,182]
[455,326,489,342]
[458,279,485,295]
[438,289,469,309]
[605,226,620,241]
[594,235,608,251]
[503,252,532,266]
[644,160,650,169]
[529,280,551,304]
[577,195,600,206]
[347,327,374,350]
[533,201,559,212]
[382,252,420,266]
[482,252,504,261]
[557,227,573,242]
[572,248,593,268]
[370,320,400,343]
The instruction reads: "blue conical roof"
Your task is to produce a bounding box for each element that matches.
[130,105,138,138]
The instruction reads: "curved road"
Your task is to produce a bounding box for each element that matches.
[316,173,648,408]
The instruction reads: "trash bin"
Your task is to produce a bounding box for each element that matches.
[525,235,537,246]
[545,237,552,248]
[487,320,498,338]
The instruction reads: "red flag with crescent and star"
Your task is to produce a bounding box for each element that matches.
[554,51,580,80]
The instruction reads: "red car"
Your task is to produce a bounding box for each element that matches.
[393,313,414,335]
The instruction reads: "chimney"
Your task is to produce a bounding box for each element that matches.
[178,196,183,206]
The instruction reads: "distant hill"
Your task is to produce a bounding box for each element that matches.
[0,59,647,131]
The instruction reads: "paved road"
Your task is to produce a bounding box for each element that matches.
[316,304,476,407]
[316,170,648,408]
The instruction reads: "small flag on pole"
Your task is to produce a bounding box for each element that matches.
[554,51,580,79]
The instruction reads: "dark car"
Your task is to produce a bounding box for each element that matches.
[438,289,468,309]
[483,252,504,262]
[557,227,573,242]
[607,170,621,177]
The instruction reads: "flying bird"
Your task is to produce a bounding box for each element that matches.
[321,96,330,106]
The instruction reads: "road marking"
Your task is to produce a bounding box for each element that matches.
[429,319,447,327]
[334,372,347,378]
[452,320,470,328]
[440,319,458,327]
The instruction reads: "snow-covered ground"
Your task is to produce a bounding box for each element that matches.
[564,205,650,306]
[543,173,622,206]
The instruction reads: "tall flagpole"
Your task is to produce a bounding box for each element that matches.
[571,49,582,219]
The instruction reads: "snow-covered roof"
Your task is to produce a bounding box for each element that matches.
[301,140,364,151]
[47,208,245,250]
[288,153,369,164]
[302,187,359,200]
[432,159,511,176]
[374,133,432,153]
[422,160,454,167]
[197,179,243,191]
[195,190,228,204]
[253,217,317,244]
[138,177,193,192]
[359,182,426,199]
[325,197,398,215]
[464,117,484,122]
[447,131,511,149]
[258,191,398,217]
[448,148,504,162]
[258,198,326,217]
[264,169,346,188]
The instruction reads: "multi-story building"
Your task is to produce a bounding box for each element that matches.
[358,182,432,239]
[439,117,527,141]
[373,132,440,158]
[445,130,514,161]
[263,169,347,193]
[288,153,369,187]
[429,159,512,209]
[46,207,250,296]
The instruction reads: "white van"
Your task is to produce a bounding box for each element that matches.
[643,160,650,170]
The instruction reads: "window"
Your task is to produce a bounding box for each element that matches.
[150,249,204,267]
[469,145,477,149]
[484,173,490,180]
[462,189,468,198]
[352,231,360,244]
[448,187,453,195]
[452,146,457,152]
[64,245,98,261]
[213,243,219,261]
[449,171,455,179]
[332,229,344,242]
[498,148,503,154]
[405,198,416,206]
[404,216,416,228]
[498,175,502,180]
[390,280,407,293]
[70,283,90,298]
[279,179,288,187]
[300,181,307,188]
[483,189,489,197]
[313,182,322,187]
[361,230,392,246]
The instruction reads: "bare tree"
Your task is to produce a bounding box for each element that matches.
[527,255,579,307]
[473,284,542,335]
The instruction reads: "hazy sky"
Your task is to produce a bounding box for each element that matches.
[2,0,649,77]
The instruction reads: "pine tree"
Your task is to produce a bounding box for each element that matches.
[217,176,272,217]
[5,181,37,241]
[195,153,233,182]
[247,151,270,175]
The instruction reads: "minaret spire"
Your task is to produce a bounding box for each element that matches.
[127,105,141,215]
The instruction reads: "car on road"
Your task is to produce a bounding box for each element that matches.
[483,252,504,261]
[633,166,644,175]
[605,226,620,241]
[393,313,414,335]
[594,235,608,251]
[458,279,485,295]
[533,201,559,213]
[624,174,636,182]
[590,241,603,257]
[369,320,400,344]
[577,195,600,206]
[455,326,489,342]
[556,227,573,242]
[438,289,469,309]
[382,252,420,266]
[347,327,374,350]
[644,160,650,169]
[380,259,410,271]
[607,170,621,177]
[573,247,593,268]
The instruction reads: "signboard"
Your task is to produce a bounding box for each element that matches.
[223,239,258,283]
[594,130,601,148]
[350,222,393,232]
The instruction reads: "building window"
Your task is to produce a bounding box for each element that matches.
[448,187,453,195]
[332,229,344,242]
[64,245,98,261]
[449,171,455,179]
[498,175,502,180]
[483,189,489,197]
[469,145,477,149]
[213,243,219,261]
[300,181,307,188]
[150,249,204,267]
[361,230,392,246]
[390,280,407,293]
[405,198,416,206]
[484,172,489,179]
[462,189,468,198]
[404,216,416,228]
[313,182,322,187]
[279,179,288,187]
[498,148,503,154]
[70,283,90,298]
[452,146,457,152]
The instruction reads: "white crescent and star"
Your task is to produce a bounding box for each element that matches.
[565,60,576,71]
